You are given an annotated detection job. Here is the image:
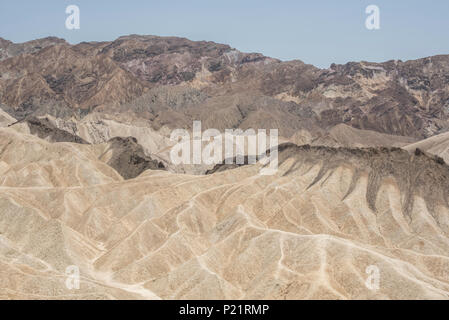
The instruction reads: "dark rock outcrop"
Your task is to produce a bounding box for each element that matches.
[26,117,88,144]
[1,35,449,139]
[102,136,166,179]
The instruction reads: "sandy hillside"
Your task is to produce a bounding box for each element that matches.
[0,128,448,299]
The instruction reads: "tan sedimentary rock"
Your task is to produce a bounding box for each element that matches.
[404,131,449,164]
[0,129,448,299]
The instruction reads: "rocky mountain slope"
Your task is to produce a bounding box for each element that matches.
[0,128,448,299]
[404,131,449,164]
[1,35,449,140]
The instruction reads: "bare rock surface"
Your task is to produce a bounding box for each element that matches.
[1,35,449,300]
[1,35,449,139]
[25,117,88,144]
[404,131,449,164]
[100,136,166,180]
[0,129,448,299]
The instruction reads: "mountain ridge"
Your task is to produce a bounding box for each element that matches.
[1,35,449,139]
[1,35,449,300]
[0,127,448,299]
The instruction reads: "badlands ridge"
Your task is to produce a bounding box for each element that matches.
[0,124,448,299]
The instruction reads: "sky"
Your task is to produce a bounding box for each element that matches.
[0,0,448,68]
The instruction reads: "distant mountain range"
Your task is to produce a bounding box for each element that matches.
[1,35,449,300]
[1,35,449,139]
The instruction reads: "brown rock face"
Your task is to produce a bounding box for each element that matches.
[0,43,149,118]
[101,136,166,179]
[0,36,67,61]
[310,57,449,138]
[1,35,449,139]
[25,116,88,144]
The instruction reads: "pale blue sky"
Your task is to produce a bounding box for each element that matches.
[0,0,448,68]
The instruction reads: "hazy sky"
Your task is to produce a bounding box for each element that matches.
[1,0,448,68]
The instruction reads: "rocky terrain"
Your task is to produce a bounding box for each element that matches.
[101,136,166,179]
[1,35,449,140]
[404,131,449,164]
[0,127,448,299]
[0,35,449,300]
